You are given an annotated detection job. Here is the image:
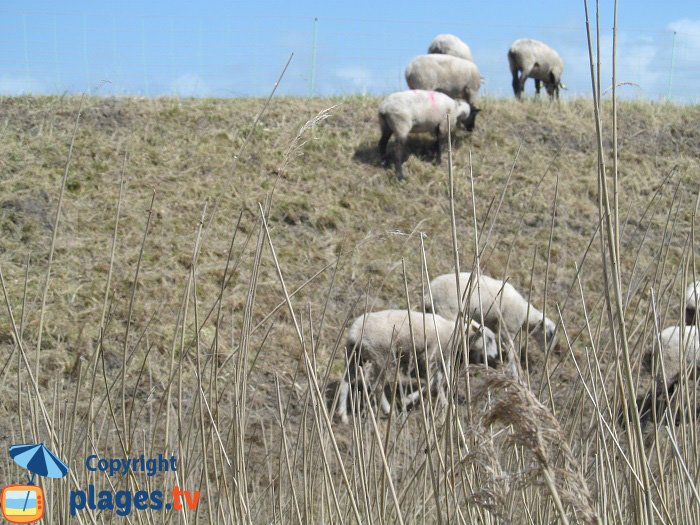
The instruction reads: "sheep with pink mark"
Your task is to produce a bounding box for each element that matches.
[378,89,480,180]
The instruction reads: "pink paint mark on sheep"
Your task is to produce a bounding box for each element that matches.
[428,91,438,108]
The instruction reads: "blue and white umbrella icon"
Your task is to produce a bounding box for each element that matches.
[6,443,68,514]
[10,443,69,483]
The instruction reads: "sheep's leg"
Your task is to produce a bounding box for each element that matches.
[435,371,448,410]
[403,389,422,411]
[512,70,528,100]
[380,390,392,416]
[511,69,521,98]
[534,79,542,96]
[336,378,350,424]
[394,137,407,181]
[378,123,392,165]
[340,344,362,423]
[517,74,527,99]
[513,67,529,99]
[434,126,442,164]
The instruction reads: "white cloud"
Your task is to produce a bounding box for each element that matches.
[615,35,662,95]
[335,66,375,94]
[551,32,662,98]
[0,76,43,95]
[170,74,210,97]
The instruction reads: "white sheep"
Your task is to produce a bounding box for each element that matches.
[424,272,558,352]
[507,38,565,100]
[378,89,480,180]
[685,282,700,325]
[428,34,474,62]
[405,54,482,104]
[645,283,700,371]
[658,326,700,372]
[336,309,498,424]
[634,322,700,427]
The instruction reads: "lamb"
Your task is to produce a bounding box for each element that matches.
[424,272,558,352]
[507,38,565,100]
[428,34,474,62]
[378,90,480,181]
[685,282,700,325]
[405,54,482,104]
[336,309,499,424]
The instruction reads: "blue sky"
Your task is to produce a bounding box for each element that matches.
[1,1,699,101]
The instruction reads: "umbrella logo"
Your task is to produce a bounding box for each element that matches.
[1,444,68,524]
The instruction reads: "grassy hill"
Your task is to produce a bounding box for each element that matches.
[1,95,699,523]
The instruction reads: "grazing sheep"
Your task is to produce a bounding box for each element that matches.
[424,272,558,352]
[336,309,498,424]
[632,324,700,429]
[507,38,565,100]
[620,368,699,429]
[428,34,474,62]
[641,285,700,373]
[686,282,700,325]
[378,90,480,181]
[405,54,482,104]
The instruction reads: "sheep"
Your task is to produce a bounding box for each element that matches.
[378,89,480,181]
[507,38,565,100]
[658,326,700,371]
[336,309,498,424]
[405,54,482,104]
[621,366,700,429]
[428,34,474,62]
[686,281,700,325]
[631,324,700,429]
[424,272,558,352]
[641,284,700,373]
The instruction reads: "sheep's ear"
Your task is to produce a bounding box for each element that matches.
[559,82,568,90]
[468,319,480,331]
[471,107,481,114]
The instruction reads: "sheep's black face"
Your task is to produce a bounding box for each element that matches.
[463,106,481,132]
[468,349,500,368]
[545,73,560,98]
[467,326,500,367]
[545,83,557,97]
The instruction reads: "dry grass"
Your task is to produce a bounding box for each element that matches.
[0,87,699,523]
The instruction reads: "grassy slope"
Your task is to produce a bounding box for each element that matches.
[1,95,700,469]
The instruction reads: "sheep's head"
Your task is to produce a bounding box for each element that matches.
[457,102,480,132]
[531,317,559,351]
[466,319,500,367]
[544,72,560,97]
